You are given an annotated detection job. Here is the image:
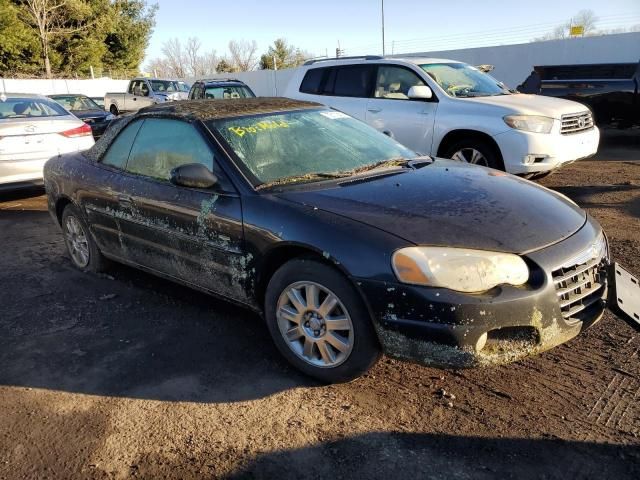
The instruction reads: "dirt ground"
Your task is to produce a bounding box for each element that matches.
[1,131,639,479]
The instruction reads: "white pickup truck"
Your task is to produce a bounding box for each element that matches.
[104,78,189,116]
[285,56,600,178]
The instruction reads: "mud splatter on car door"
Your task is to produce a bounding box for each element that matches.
[115,174,248,303]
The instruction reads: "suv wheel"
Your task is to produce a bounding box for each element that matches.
[109,105,119,116]
[444,139,502,170]
[265,258,380,383]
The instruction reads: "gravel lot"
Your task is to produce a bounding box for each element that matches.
[1,131,639,479]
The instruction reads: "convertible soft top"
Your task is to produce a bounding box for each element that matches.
[139,97,322,121]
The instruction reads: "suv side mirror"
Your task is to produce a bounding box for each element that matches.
[408,85,433,100]
[170,163,218,189]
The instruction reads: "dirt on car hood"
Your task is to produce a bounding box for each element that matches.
[277,159,586,254]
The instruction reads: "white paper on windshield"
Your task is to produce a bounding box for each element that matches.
[320,111,349,119]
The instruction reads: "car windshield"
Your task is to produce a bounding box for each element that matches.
[0,97,68,118]
[51,95,100,111]
[150,80,178,92]
[204,86,255,99]
[420,63,509,98]
[210,109,416,187]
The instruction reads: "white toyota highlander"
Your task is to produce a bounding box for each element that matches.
[285,56,600,178]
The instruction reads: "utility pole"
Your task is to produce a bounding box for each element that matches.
[381,0,386,56]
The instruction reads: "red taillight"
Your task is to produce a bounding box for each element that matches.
[60,123,92,138]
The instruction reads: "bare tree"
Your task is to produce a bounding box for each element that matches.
[161,38,186,78]
[535,9,599,41]
[22,0,91,77]
[200,50,219,76]
[185,37,202,77]
[228,39,259,72]
[571,9,598,35]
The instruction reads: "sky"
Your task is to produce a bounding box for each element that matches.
[144,0,640,66]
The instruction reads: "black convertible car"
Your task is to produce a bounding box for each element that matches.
[43,98,638,382]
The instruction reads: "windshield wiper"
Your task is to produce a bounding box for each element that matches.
[256,171,348,190]
[342,157,412,175]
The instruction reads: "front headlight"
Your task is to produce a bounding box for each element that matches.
[392,247,529,293]
[504,115,554,134]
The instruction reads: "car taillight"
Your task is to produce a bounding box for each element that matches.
[60,123,92,138]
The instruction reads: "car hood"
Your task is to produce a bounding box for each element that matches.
[276,160,586,254]
[463,93,589,118]
[73,109,109,120]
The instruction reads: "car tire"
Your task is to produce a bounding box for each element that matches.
[444,139,502,170]
[265,258,381,383]
[61,204,107,273]
[109,105,119,116]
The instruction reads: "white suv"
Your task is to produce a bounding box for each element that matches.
[284,56,600,177]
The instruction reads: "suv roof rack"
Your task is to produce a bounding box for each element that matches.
[199,78,244,83]
[303,55,383,66]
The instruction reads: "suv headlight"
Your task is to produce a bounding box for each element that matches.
[392,247,529,293]
[504,115,554,134]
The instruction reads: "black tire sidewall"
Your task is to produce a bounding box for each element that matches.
[265,258,380,383]
[61,204,105,273]
[445,139,502,170]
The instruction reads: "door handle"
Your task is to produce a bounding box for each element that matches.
[367,107,382,113]
[133,97,137,101]
[118,195,133,205]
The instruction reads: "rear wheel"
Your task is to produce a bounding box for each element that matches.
[61,205,106,273]
[444,139,502,170]
[265,258,381,383]
[109,105,119,116]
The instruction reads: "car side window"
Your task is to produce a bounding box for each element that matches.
[101,120,144,169]
[128,81,136,94]
[126,118,226,186]
[332,65,375,97]
[374,66,426,100]
[300,68,325,94]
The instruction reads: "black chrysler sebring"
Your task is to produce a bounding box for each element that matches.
[43,98,638,383]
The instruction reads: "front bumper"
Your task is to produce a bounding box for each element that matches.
[494,126,600,175]
[357,218,609,368]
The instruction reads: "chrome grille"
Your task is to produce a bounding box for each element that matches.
[560,111,594,135]
[552,234,608,321]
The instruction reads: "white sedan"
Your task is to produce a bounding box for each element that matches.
[0,93,95,191]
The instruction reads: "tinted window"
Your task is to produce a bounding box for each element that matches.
[126,119,213,181]
[333,66,375,97]
[374,66,426,100]
[321,68,336,94]
[101,119,144,169]
[300,68,325,94]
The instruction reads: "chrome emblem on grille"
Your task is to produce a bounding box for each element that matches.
[578,117,586,128]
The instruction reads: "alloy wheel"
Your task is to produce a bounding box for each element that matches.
[276,281,354,368]
[64,215,90,268]
[451,147,489,166]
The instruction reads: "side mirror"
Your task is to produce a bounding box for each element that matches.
[408,85,433,100]
[170,163,218,189]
